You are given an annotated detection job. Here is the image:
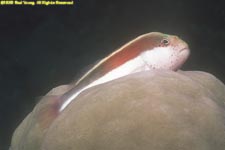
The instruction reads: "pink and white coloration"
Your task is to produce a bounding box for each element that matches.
[59,32,190,111]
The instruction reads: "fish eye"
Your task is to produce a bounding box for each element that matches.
[161,39,169,46]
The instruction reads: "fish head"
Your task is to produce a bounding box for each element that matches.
[140,32,190,71]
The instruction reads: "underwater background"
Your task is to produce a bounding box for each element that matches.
[0,0,225,149]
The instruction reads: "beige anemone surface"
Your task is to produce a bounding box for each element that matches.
[10,70,225,150]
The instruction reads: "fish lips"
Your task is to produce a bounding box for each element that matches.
[179,47,190,57]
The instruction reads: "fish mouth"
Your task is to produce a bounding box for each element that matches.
[179,47,190,57]
[178,47,190,63]
[179,47,189,53]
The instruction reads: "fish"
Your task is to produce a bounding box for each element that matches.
[59,32,190,111]
[37,32,190,128]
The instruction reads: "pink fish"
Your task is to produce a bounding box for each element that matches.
[60,32,190,111]
[37,32,190,128]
